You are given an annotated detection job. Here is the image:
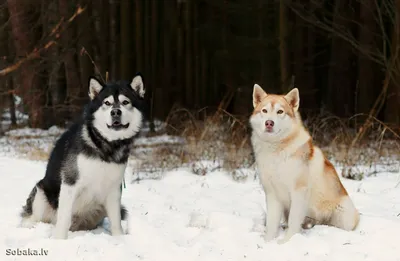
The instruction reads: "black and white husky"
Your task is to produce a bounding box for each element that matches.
[20,75,146,239]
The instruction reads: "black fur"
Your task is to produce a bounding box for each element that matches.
[21,186,37,217]
[21,77,145,226]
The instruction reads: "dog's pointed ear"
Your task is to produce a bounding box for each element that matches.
[130,75,145,98]
[284,88,300,111]
[88,77,103,100]
[253,84,267,108]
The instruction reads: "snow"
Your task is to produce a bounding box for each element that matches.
[5,126,64,137]
[1,96,29,128]
[1,155,400,261]
[134,134,184,147]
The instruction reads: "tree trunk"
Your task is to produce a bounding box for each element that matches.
[78,0,94,96]
[7,0,45,128]
[144,0,151,86]
[59,0,83,120]
[109,0,119,81]
[8,83,16,126]
[44,0,65,126]
[327,0,356,118]
[120,0,132,80]
[384,0,400,125]
[151,0,164,122]
[184,1,193,108]
[193,2,200,108]
[306,1,316,108]
[0,2,16,127]
[98,0,110,79]
[135,0,143,73]
[177,2,184,106]
[0,0,9,115]
[357,0,380,119]
[279,0,290,88]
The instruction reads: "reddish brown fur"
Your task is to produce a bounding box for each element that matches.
[252,85,360,238]
[253,95,295,118]
[279,128,299,150]
[307,139,314,160]
[324,158,348,196]
[293,138,314,162]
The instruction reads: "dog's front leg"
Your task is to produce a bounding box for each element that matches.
[105,187,124,236]
[265,192,284,242]
[53,184,76,239]
[278,188,307,244]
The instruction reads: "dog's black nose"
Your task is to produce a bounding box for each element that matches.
[265,120,274,127]
[110,108,122,117]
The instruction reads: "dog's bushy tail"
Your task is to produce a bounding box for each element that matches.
[21,185,38,218]
[121,205,128,220]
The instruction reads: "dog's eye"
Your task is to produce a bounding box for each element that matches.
[262,109,268,113]
[104,101,111,106]
[122,100,130,105]
[277,110,284,114]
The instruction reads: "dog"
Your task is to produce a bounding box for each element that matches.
[19,74,146,239]
[249,84,359,244]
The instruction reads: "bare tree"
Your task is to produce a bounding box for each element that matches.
[7,0,45,128]
[288,0,400,135]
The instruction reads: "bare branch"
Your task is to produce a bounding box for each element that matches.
[0,5,86,77]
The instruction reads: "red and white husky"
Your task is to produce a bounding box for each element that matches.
[249,84,359,244]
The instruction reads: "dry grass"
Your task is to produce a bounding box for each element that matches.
[303,111,400,180]
[135,107,256,181]
[137,107,400,181]
[24,148,51,161]
[0,129,58,161]
[1,105,398,182]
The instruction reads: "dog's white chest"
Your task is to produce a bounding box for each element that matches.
[76,154,126,201]
[258,157,298,183]
[256,151,304,205]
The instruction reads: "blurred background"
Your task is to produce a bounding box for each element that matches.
[0,0,399,132]
[0,0,398,222]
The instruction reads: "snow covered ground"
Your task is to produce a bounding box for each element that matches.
[1,154,400,261]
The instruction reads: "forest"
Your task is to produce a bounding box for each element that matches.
[0,0,399,136]
[0,1,400,257]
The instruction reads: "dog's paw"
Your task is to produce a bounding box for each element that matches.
[277,234,293,244]
[19,218,36,229]
[52,228,68,240]
[111,227,124,236]
[277,237,289,245]
[264,233,277,242]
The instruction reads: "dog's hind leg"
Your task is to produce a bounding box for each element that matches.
[20,184,56,228]
[70,205,106,232]
[281,208,289,229]
[329,196,360,231]
[20,186,38,228]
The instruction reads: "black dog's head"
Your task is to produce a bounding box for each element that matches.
[85,74,146,141]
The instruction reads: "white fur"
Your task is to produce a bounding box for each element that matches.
[89,78,103,100]
[250,104,300,144]
[130,75,145,98]
[252,132,314,244]
[92,95,143,141]
[252,84,266,108]
[53,183,77,239]
[329,197,359,231]
[251,84,309,242]
[20,187,56,228]
[53,155,126,239]
[250,85,359,244]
